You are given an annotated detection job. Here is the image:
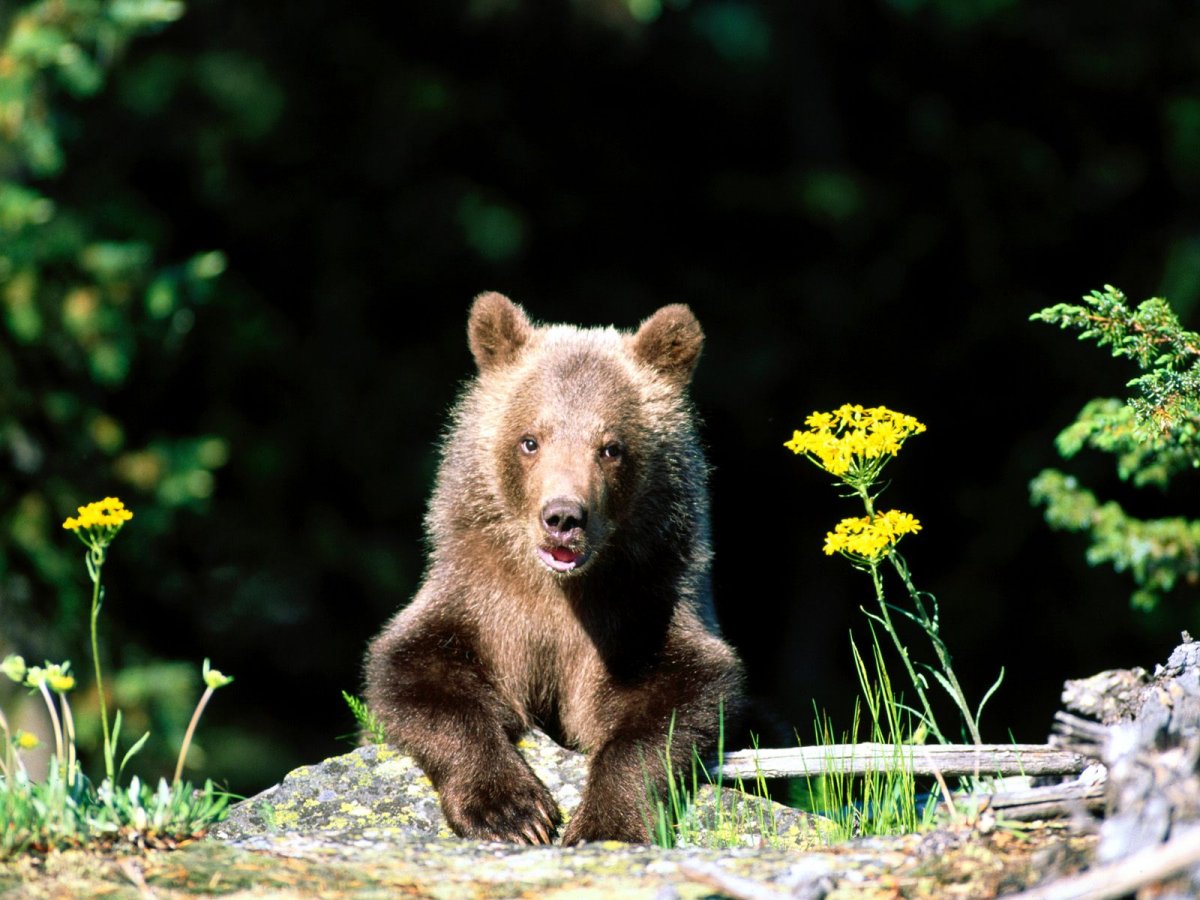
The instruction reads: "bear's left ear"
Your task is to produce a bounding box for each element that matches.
[468,292,532,373]
[629,304,704,387]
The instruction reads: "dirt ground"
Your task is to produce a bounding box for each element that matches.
[0,818,1097,899]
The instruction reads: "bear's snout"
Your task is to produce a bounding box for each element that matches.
[537,497,597,574]
[541,497,588,542]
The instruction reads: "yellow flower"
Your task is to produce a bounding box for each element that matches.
[47,671,75,693]
[63,497,133,557]
[15,730,39,750]
[62,496,133,531]
[823,509,922,561]
[839,403,869,425]
[24,661,74,692]
[785,405,926,482]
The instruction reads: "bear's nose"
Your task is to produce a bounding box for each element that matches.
[541,498,588,541]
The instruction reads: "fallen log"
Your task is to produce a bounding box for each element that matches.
[716,742,1088,780]
[1007,822,1200,900]
[1051,633,1200,897]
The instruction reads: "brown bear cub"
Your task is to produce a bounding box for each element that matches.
[365,293,744,845]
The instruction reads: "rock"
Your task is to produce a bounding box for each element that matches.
[209,728,824,850]
[210,729,586,844]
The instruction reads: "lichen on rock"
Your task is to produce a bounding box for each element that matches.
[210,729,590,845]
[209,728,815,850]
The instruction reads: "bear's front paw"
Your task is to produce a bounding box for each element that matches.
[560,799,650,846]
[439,768,561,845]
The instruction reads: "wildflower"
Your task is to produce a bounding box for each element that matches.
[173,659,235,784]
[15,730,39,750]
[823,509,922,561]
[1,654,26,683]
[785,404,994,748]
[63,497,133,553]
[785,405,925,481]
[804,410,834,430]
[202,658,234,690]
[62,496,133,531]
[46,663,75,693]
[65,499,134,782]
[23,662,74,693]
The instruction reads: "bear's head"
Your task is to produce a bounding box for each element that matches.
[466,292,704,578]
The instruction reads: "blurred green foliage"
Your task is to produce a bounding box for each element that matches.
[1031,287,1200,611]
[1,0,226,771]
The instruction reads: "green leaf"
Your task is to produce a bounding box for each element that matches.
[118,731,151,780]
[975,667,1005,727]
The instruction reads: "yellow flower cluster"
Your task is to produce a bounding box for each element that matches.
[785,404,926,477]
[62,496,133,532]
[823,509,922,560]
[25,662,75,693]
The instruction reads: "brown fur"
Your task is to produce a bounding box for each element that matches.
[364,293,744,845]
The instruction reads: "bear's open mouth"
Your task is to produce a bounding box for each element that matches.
[537,545,587,573]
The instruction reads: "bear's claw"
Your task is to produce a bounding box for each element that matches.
[440,769,562,844]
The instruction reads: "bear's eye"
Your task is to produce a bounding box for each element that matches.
[599,442,623,461]
[519,437,539,455]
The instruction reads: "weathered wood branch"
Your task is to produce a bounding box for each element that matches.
[715,743,1090,780]
[1052,638,1200,875]
[1019,636,1200,897]
[1007,823,1200,900]
[963,770,1106,821]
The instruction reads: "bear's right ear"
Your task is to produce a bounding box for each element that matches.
[468,292,532,372]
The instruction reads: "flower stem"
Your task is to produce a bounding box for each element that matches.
[60,693,77,786]
[867,560,947,744]
[174,686,214,785]
[88,546,114,782]
[887,552,982,745]
[853,482,957,745]
[35,680,64,770]
[0,706,12,779]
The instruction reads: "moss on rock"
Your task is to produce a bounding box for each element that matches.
[209,728,817,850]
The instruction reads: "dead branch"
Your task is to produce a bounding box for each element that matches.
[716,743,1089,780]
[1006,822,1200,900]
[966,771,1106,822]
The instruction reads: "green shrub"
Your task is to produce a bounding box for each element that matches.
[1031,286,1200,611]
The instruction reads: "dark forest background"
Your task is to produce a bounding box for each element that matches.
[4,0,1200,794]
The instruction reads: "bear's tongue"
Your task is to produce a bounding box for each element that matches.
[538,545,581,572]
